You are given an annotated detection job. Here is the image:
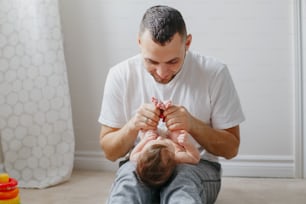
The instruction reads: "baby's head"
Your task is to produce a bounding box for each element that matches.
[136,143,176,187]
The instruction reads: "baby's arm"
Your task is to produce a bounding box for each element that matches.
[170,130,200,164]
[129,130,157,162]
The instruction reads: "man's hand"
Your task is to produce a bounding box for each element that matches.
[129,103,161,132]
[100,103,160,161]
[163,105,193,132]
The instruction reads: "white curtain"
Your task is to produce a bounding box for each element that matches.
[0,0,75,188]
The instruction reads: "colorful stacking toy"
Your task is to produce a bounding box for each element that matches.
[0,173,20,204]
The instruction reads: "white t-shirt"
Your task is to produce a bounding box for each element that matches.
[99,51,245,162]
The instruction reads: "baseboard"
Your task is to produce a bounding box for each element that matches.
[74,151,119,172]
[74,151,295,178]
[219,155,294,178]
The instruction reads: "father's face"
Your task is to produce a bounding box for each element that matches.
[138,30,191,84]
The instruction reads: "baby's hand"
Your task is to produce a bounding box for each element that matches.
[143,130,158,141]
[177,130,188,146]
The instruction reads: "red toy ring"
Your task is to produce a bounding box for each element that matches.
[0,178,18,191]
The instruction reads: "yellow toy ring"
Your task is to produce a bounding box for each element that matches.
[0,195,20,204]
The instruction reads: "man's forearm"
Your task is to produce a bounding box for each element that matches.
[189,116,240,159]
[100,122,139,161]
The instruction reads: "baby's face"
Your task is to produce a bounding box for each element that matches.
[142,136,175,154]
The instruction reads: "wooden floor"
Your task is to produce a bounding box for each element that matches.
[19,170,306,204]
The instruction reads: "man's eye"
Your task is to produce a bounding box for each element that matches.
[146,60,158,65]
[168,60,178,65]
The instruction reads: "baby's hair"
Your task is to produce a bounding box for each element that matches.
[136,143,176,187]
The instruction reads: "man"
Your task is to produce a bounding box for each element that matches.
[99,5,245,204]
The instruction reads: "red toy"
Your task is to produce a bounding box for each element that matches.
[0,173,20,204]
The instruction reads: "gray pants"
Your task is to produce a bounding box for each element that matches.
[106,159,221,204]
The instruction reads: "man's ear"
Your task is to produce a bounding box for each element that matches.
[137,34,142,47]
[185,34,192,50]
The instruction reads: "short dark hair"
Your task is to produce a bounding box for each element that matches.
[139,5,187,45]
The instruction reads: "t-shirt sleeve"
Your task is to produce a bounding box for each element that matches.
[98,67,126,128]
[210,65,245,129]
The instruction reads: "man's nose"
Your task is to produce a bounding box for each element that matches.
[156,66,169,79]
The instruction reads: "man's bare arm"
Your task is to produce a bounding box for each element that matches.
[100,123,138,161]
[100,103,161,161]
[165,105,240,159]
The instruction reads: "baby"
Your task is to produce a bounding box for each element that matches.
[130,98,200,187]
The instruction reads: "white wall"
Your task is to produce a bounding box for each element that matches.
[59,0,300,177]
[301,0,306,178]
